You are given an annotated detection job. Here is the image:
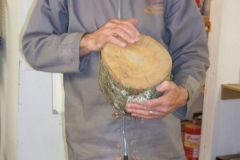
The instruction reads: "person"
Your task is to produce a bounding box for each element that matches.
[22,0,210,160]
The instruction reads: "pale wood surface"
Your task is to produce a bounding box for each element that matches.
[101,34,172,90]
[221,84,240,100]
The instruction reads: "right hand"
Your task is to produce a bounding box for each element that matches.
[79,18,140,56]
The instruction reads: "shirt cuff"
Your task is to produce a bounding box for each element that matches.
[79,54,90,73]
[172,75,201,119]
[172,105,187,119]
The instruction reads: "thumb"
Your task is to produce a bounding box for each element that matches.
[156,81,172,92]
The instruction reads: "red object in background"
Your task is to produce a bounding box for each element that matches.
[195,0,200,4]
[183,119,201,160]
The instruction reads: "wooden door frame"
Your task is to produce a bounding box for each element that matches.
[199,0,223,159]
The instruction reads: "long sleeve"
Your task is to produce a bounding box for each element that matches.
[22,0,87,73]
[164,0,210,118]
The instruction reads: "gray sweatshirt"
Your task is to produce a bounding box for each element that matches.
[22,0,210,160]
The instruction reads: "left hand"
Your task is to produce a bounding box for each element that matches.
[125,81,188,120]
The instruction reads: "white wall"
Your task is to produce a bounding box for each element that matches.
[18,63,66,160]
[215,0,240,156]
[0,0,66,160]
[201,0,240,159]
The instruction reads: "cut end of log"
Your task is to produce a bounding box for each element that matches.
[101,34,172,90]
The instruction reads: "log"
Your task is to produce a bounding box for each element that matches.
[99,34,172,117]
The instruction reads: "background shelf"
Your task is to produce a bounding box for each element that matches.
[221,84,240,100]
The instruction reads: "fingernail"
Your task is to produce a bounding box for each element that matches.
[135,36,139,42]
[156,85,162,91]
[121,43,126,47]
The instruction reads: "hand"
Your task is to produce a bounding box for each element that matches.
[79,18,140,56]
[125,81,189,120]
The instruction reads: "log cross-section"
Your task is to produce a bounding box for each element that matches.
[99,34,172,117]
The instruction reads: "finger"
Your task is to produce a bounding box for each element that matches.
[118,18,139,38]
[141,98,164,108]
[127,106,162,117]
[126,102,148,111]
[102,26,136,45]
[111,18,138,32]
[126,101,170,119]
[128,96,165,109]
[126,107,149,116]
[133,98,173,117]
[112,28,139,44]
[126,98,164,113]
[110,19,140,43]
[133,114,160,120]
[113,28,137,44]
[131,110,165,120]
[106,35,127,47]
[156,81,175,93]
